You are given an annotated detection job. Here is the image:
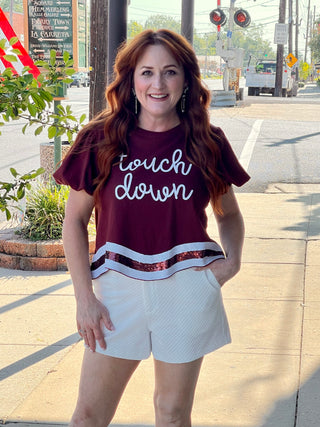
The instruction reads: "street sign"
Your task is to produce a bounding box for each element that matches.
[0,7,40,77]
[274,23,288,45]
[26,0,73,62]
[286,53,298,68]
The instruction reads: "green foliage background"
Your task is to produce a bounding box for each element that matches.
[310,19,320,63]
[127,14,276,66]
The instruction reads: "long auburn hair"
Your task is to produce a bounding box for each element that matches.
[73,29,229,211]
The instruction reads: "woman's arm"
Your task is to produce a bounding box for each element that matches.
[63,189,114,351]
[210,185,245,285]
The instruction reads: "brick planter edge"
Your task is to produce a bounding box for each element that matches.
[0,227,95,271]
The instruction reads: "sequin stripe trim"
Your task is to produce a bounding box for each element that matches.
[91,249,224,273]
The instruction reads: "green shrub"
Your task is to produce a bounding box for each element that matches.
[0,167,44,220]
[19,182,69,240]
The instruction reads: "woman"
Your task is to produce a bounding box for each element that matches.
[54,29,250,427]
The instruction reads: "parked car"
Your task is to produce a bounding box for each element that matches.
[69,72,89,88]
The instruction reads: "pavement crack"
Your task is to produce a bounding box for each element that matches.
[294,239,307,426]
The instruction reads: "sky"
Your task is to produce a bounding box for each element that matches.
[127,0,318,61]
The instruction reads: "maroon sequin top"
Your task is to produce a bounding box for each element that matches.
[54,124,249,280]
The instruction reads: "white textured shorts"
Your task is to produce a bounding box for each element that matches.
[92,267,231,364]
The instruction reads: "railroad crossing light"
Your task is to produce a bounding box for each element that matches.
[234,9,251,28]
[209,8,227,26]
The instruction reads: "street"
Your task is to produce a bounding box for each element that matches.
[0,83,319,193]
[210,84,320,193]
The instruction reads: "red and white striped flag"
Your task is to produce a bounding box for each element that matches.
[0,7,40,77]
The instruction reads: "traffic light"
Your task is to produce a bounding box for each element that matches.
[209,8,227,26]
[234,9,251,28]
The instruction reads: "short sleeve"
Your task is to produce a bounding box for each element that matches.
[212,125,250,187]
[53,128,102,195]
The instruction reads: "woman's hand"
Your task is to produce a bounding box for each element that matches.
[196,257,239,287]
[63,189,115,353]
[205,257,240,286]
[76,294,115,352]
[206,186,245,287]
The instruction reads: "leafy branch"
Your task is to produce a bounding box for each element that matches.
[0,39,86,142]
[0,39,88,222]
[0,167,45,220]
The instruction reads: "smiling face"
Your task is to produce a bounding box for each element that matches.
[133,44,186,131]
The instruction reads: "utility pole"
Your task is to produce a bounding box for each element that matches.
[227,0,235,50]
[295,0,299,80]
[107,0,127,86]
[288,0,293,54]
[312,6,316,64]
[217,0,221,40]
[181,0,194,45]
[310,5,316,79]
[274,0,286,97]
[224,0,236,92]
[304,0,311,62]
[295,0,299,61]
[89,0,108,119]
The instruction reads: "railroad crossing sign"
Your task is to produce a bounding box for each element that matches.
[286,53,298,68]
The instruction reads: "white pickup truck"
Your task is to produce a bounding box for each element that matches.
[245,60,298,97]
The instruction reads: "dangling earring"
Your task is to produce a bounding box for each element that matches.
[181,87,189,113]
[132,88,138,114]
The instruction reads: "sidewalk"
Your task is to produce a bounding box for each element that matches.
[210,82,320,122]
[1,182,320,427]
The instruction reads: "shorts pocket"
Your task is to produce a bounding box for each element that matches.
[203,268,221,290]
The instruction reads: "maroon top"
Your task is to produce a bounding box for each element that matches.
[54,123,250,280]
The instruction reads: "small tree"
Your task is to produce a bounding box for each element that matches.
[299,61,310,81]
[0,38,86,221]
[128,20,144,40]
[0,39,86,142]
[0,168,44,220]
[309,18,320,63]
[144,15,181,33]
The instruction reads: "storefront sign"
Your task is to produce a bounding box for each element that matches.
[27,0,73,61]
